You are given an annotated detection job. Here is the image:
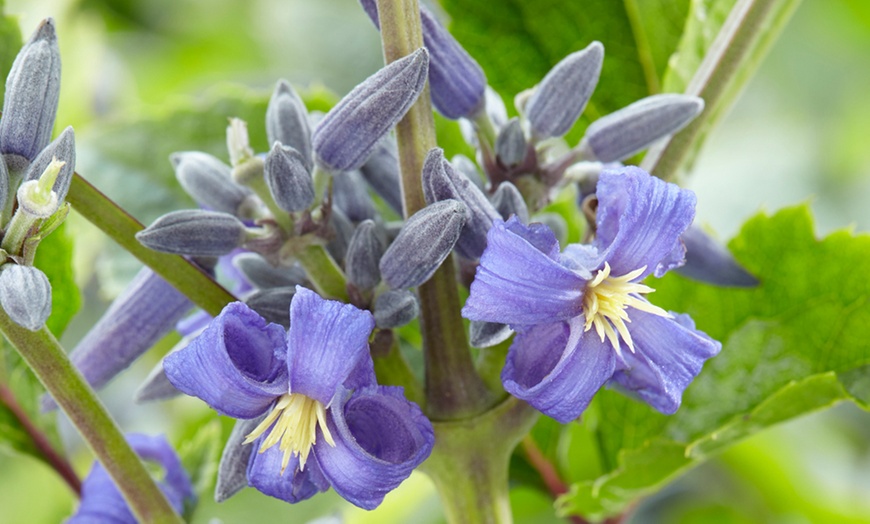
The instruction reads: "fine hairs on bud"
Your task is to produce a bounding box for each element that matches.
[490,182,529,223]
[345,220,385,291]
[266,80,313,168]
[0,265,52,331]
[495,118,527,167]
[359,137,403,214]
[264,143,315,212]
[136,209,248,256]
[24,126,75,202]
[172,151,254,216]
[374,290,419,329]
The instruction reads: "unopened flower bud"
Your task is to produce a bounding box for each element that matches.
[0,156,8,212]
[373,289,419,328]
[451,154,484,190]
[24,126,75,202]
[0,18,61,165]
[359,137,403,214]
[264,143,314,212]
[423,148,500,260]
[172,152,254,216]
[380,199,467,289]
[526,42,604,138]
[326,208,354,263]
[313,48,429,172]
[469,320,513,348]
[215,416,263,502]
[244,287,296,327]
[0,264,51,331]
[581,94,704,163]
[495,117,527,167]
[490,182,529,223]
[675,225,759,287]
[136,210,248,256]
[345,219,384,290]
[232,252,308,289]
[333,170,376,222]
[266,80,313,168]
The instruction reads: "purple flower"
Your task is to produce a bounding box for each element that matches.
[66,434,193,523]
[462,167,720,422]
[164,287,434,509]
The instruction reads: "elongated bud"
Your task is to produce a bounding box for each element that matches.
[244,287,296,327]
[232,252,308,289]
[345,219,384,290]
[359,137,403,214]
[0,264,51,330]
[358,2,486,119]
[495,117,527,167]
[526,42,604,138]
[24,126,75,202]
[264,143,314,212]
[675,226,759,287]
[172,151,254,216]
[333,170,376,222]
[490,182,529,223]
[422,148,500,260]
[215,416,263,502]
[0,156,8,212]
[451,154,484,190]
[266,79,313,168]
[0,18,61,166]
[134,346,185,404]
[469,320,513,348]
[374,289,419,328]
[326,208,354,263]
[313,48,429,172]
[581,94,704,163]
[380,199,467,289]
[137,210,247,256]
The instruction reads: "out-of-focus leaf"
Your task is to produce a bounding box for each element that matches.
[34,222,81,337]
[0,0,22,100]
[548,206,870,519]
[177,418,222,519]
[438,0,690,137]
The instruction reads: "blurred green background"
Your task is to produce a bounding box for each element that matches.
[1,0,870,522]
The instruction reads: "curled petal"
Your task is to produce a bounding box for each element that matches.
[286,287,376,404]
[502,319,616,423]
[463,218,586,326]
[594,167,696,278]
[610,311,721,414]
[246,438,330,504]
[164,302,288,418]
[314,386,434,509]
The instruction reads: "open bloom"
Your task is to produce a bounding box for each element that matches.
[462,167,721,422]
[164,287,433,509]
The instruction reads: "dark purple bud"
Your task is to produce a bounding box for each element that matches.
[674,225,759,287]
[232,252,308,289]
[333,170,376,222]
[358,2,486,119]
[469,320,513,348]
[266,79,313,168]
[172,151,254,216]
[582,94,704,163]
[24,126,75,202]
[244,287,296,327]
[490,182,529,223]
[422,148,500,260]
[495,117,527,167]
[0,18,61,165]
[326,208,355,263]
[137,210,247,256]
[0,265,51,331]
[380,199,467,289]
[264,143,314,212]
[373,289,419,329]
[313,48,429,172]
[215,416,264,502]
[526,42,603,138]
[359,137,403,215]
[345,219,384,290]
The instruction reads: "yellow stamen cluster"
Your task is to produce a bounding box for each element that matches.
[582,262,670,354]
[244,393,335,474]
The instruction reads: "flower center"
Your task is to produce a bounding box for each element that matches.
[243,393,335,474]
[582,262,670,354]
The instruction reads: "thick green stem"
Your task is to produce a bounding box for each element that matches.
[0,310,182,523]
[66,173,236,316]
[376,0,492,420]
[641,0,801,181]
[294,243,349,302]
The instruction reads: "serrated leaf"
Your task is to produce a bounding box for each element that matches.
[0,0,23,100]
[552,205,870,519]
[438,0,689,137]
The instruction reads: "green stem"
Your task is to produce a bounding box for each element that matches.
[376,0,492,420]
[0,208,38,254]
[640,0,802,181]
[294,243,348,302]
[66,173,237,316]
[423,397,539,524]
[0,310,182,523]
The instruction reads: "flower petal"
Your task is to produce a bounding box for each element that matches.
[502,318,616,423]
[610,310,721,414]
[164,302,288,418]
[594,167,695,278]
[314,386,434,509]
[286,287,376,404]
[246,440,330,504]
[463,218,586,326]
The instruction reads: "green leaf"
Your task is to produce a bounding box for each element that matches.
[0,0,22,100]
[34,222,81,337]
[176,418,222,520]
[438,0,690,134]
[553,205,870,519]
